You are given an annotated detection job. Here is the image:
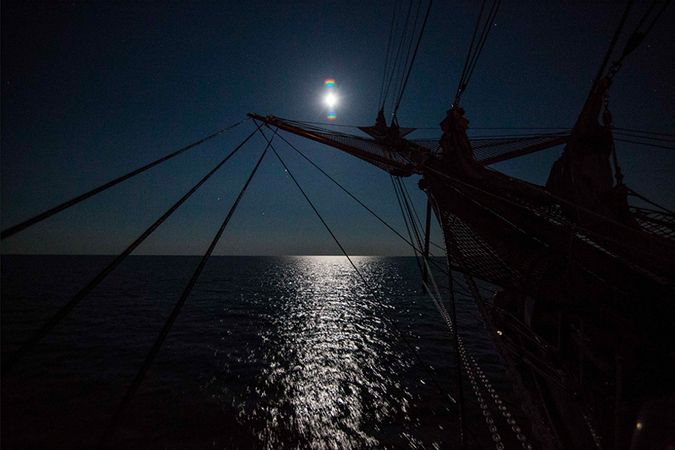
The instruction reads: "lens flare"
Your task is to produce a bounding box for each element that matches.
[323,79,337,120]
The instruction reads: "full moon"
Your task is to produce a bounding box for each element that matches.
[324,92,338,108]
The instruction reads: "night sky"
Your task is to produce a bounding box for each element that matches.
[2,1,673,256]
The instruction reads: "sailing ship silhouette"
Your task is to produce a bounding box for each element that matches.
[3,1,673,448]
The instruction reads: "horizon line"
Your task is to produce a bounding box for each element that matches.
[0,253,438,258]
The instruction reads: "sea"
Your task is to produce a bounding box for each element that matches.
[1,255,521,449]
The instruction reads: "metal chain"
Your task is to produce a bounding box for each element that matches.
[582,413,604,449]
[455,267,533,449]
[422,257,533,448]
[421,259,505,449]
[459,340,505,449]
[466,352,532,449]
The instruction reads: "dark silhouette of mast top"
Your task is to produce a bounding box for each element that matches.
[546,77,633,225]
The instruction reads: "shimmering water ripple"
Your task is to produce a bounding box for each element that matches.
[2,256,515,449]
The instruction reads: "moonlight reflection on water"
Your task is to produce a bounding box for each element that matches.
[252,256,412,448]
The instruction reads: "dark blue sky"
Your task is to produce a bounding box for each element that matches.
[2,1,673,255]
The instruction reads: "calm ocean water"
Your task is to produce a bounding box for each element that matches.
[2,255,519,449]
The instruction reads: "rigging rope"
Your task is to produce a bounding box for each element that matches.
[611,130,675,143]
[381,0,414,111]
[270,128,424,253]
[378,0,400,108]
[100,133,272,447]
[268,126,454,280]
[395,176,447,272]
[1,120,244,240]
[614,137,675,150]
[418,264,469,447]
[597,0,671,83]
[2,125,260,375]
[391,176,424,272]
[627,187,675,214]
[400,180,426,239]
[394,0,423,103]
[613,126,675,139]
[392,0,433,118]
[461,0,501,99]
[593,0,635,85]
[455,0,487,103]
[608,0,671,79]
[454,0,501,105]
